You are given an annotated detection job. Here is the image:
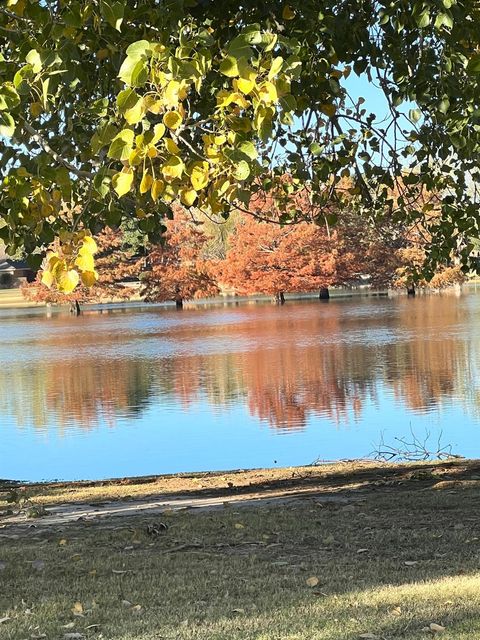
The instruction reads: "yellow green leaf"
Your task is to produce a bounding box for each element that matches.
[163,110,182,130]
[219,55,239,77]
[112,169,134,196]
[257,81,278,104]
[75,251,95,272]
[58,269,80,294]
[147,146,158,158]
[82,236,98,254]
[140,172,153,194]
[164,80,180,107]
[124,97,146,125]
[180,188,198,206]
[235,78,255,94]
[165,137,181,155]
[161,156,184,182]
[151,178,165,201]
[268,56,284,80]
[30,102,43,118]
[151,123,166,143]
[190,161,210,191]
[41,270,54,288]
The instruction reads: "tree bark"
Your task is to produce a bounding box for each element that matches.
[407,284,416,296]
[175,295,183,309]
[319,287,330,300]
[275,291,285,305]
[69,301,81,316]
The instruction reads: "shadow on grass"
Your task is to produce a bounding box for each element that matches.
[1,484,480,639]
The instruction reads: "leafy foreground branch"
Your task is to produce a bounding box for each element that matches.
[1,464,480,639]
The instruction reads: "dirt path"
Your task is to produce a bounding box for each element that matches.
[0,485,361,530]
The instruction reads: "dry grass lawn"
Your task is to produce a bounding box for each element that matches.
[1,462,480,639]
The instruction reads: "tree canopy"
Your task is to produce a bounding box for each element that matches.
[2,0,480,292]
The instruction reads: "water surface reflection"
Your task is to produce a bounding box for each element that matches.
[1,290,479,480]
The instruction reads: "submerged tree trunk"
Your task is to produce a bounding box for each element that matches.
[69,301,81,316]
[407,284,416,296]
[275,291,285,305]
[175,296,183,309]
[319,287,330,300]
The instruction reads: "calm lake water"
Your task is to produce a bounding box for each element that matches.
[2,289,480,482]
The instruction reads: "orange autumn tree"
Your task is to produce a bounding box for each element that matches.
[217,215,355,303]
[142,210,219,308]
[22,227,143,307]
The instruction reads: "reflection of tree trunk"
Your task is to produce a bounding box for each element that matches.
[319,287,330,301]
[407,284,416,296]
[175,286,183,309]
[69,301,81,316]
[275,291,285,305]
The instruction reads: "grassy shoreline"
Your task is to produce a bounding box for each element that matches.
[1,459,480,639]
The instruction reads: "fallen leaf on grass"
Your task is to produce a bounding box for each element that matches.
[121,600,132,608]
[62,623,75,629]
[131,605,143,615]
[234,523,245,530]
[59,539,68,546]
[357,548,369,554]
[306,576,319,587]
[85,624,101,630]
[390,606,402,616]
[112,569,128,575]
[0,616,11,624]
[64,634,84,639]
[231,608,245,614]
[404,561,419,566]
[359,634,380,639]
[429,623,445,633]
[71,602,84,616]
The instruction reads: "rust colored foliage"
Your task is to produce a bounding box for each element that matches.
[216,213,366,299]
[22,228,143,304]
[142,210,219,304]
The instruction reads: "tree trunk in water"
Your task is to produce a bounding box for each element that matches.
[407,284,416,296]
[175,295,183,309]
[319,287,330,301]
[69,301,81,316]
[275,291,285,305]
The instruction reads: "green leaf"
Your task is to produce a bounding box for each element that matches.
[0,112,15,138]
[108,129,135,160]
[467,55,480,75]
[438,97,450,114]
[268,56,284,80]
[112,169,134,196]
[234,160,250,180]
[409,108,422,123]
[237,141,257,160]
[0,84,20,111]
[25,49,42,74]
[100,0,124,31]
[309,142,324,156]
[117,88,139,113]
[415,10,430,28]
[126,41,153,59]
[219,56,239,77]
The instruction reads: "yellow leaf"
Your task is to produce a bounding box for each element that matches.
[214,134,226,145]
[58,269,80,294]
[41,270,54,288]
[257,81,278,104]
[234,523,244,529]
[124,98,145,125]
[112,169,134,197]
[163,110,182,130]
[161,156,184,182]
[140,172,153,194]
[180,188,198,206]
[59,539,68,546]
[320,103,337,118]
[235,78,255,95]
[152,123,166,143]
[164,80,180,108]
[151,178,165,201]
[82,236,98,254]
[164,137,181,155]
[147,146,158,158]
[282,5,296,20]
[190,161,210,191]
[75,252,95,272]
[81,270,98,287]
[268,56,284,80]
[136,207,146,218]
[306,576,319,587]
[128,149,142,166]
[71,601,84,616]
